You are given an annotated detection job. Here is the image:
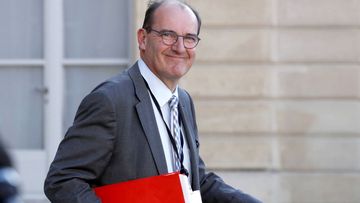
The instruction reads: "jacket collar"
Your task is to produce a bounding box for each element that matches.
[128,63,168,174]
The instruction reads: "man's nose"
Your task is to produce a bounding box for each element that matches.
[171,37,186,52]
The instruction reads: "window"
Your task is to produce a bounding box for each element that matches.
[0,0,132,199]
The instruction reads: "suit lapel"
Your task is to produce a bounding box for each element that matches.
[128,64,168,175]
[128,63,200,189]
[178,90,200,190]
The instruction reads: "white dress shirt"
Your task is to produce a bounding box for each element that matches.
[138,59,191,178]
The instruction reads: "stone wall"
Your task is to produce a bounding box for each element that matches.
[135,0,360,202]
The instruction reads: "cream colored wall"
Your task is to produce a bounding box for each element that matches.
[135,0,360,202]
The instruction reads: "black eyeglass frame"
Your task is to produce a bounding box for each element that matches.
[145,27,201,49]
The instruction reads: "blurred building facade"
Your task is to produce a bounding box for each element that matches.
[0,0,359,202]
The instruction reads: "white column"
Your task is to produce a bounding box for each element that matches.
[44,0,64,165]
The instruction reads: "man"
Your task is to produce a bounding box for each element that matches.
[0,139,22,203]
[44,1,262,202]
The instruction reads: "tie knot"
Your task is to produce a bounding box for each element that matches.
[169,95,178,109]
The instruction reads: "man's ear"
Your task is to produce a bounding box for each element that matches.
[137,28,147,51]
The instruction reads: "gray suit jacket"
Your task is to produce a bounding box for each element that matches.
[44,63,262,203]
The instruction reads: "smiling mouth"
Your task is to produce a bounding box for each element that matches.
[165,54,187,59]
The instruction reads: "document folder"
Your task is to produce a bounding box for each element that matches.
[94,172,202,203]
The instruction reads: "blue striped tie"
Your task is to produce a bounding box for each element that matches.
[169,95,182,171]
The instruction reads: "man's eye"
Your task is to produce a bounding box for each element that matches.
[161,32,176,38]
[185,36,197,42]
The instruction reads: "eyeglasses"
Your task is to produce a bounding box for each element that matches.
[146,28,200,49]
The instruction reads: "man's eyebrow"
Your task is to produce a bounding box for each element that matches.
[186,33,198,37]
[159,29,198,36]
[158,29,176,33]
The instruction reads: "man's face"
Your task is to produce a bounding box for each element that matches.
[138,3,199,89]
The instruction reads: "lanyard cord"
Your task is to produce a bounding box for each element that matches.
[142,78,189,176]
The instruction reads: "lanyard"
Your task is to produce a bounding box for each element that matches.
[142,78,189,176]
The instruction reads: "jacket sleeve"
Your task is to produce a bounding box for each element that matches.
[186,92,262,203]
[44,91,116,203]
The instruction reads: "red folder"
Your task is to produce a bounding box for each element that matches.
[94,172,188,203]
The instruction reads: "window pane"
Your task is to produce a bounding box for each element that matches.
[0,67,43,149]
[64,0,130,58]
[0,0,43,59]
[64,66,126,131]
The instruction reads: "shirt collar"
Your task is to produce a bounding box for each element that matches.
[138,59,178,107]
